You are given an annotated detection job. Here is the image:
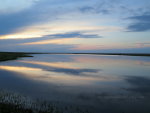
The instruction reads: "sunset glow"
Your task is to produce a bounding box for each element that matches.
[0,0,149,52]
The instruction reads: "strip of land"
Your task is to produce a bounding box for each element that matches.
[0,52,150,62]
[69,53,150,56]
[0,52,33,62]
[31,52,150,56]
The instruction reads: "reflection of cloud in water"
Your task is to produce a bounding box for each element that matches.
[125,76,150,94]
[0,65,115,86]
[47,68,99,75]
[19,61,100,75]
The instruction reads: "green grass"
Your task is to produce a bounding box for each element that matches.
[0,52,33,62]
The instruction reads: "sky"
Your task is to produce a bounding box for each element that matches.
[0,0,150,53]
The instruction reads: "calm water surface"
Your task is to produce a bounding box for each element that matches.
[0,54,150,113]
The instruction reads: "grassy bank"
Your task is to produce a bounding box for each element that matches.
[0,52,33,62]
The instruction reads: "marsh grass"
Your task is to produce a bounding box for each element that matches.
[0,91,61,113]
[0,52,33,62]
[0,91,91,113]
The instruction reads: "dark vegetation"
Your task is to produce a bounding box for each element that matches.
[0,91,61,113]
[0,91,91,113]
[0,52,33,62]
[0,103,51,113]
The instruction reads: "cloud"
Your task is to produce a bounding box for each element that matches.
[0,0,150,53]
[0,38,76,52]
[0,0,102,36]
[127,14,150,32]
[78,0,113,15]
[0,31,102,52]
[47,32,101,39]
[79,6,95,13]
[0,5,47,35]
[0,0,70,35]
[79,6,110,14]
[21,32,102,45]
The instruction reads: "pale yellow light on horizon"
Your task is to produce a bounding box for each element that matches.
[0,19,122,40]
[0,34,42,39]
[20,38,77,45]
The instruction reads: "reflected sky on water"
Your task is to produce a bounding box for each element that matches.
[0,54,150,113]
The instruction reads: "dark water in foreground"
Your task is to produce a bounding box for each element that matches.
[0,54,150,113]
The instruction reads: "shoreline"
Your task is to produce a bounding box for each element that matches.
[1,52,150,56]
[0,52,149,62]
[0,52,33,62]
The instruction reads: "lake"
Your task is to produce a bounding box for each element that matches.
[0,54,150,113]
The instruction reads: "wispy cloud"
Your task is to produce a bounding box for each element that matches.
[20,32,102,45]
[78,0,121,15]
[127,13,150,32]
[0,0,72,35]
[0,0,150,53]
[47,32,101,39]
[79,6,110,15]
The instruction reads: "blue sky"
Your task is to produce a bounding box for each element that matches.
[0,0,150,53]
